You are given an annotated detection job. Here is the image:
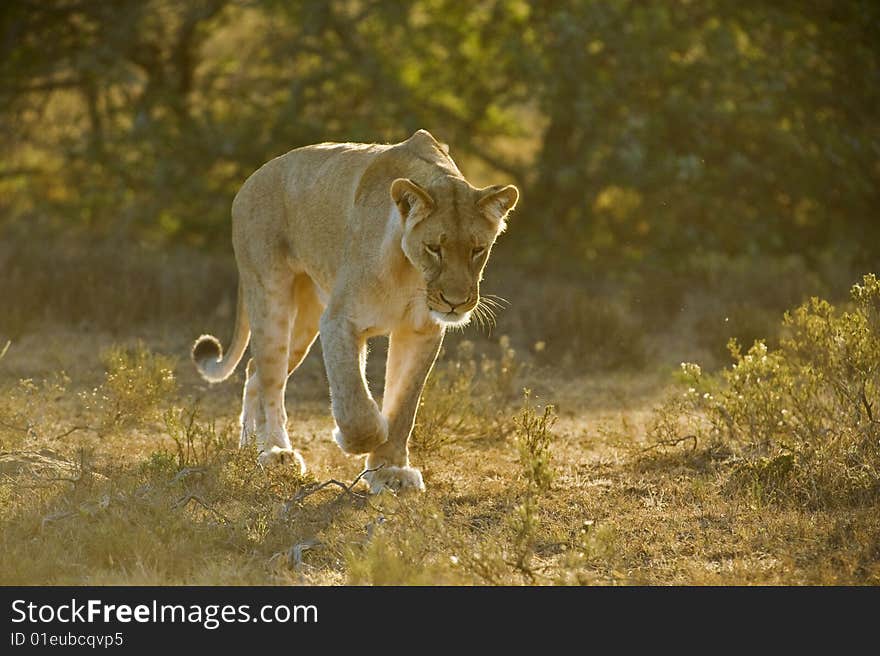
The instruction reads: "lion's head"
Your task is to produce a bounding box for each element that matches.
[392,176,518,327]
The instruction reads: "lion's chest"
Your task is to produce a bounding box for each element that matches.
[350,284,434,338]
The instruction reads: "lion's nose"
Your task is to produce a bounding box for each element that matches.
[439,292,469,312]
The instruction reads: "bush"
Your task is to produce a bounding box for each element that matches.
[412,336,524,452]
[0,373,70,450]
[88,343,177,432]
[509,395,556,577]
[653,274,880,507]
[163,401,233,470]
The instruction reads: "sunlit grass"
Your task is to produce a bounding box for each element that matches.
[1,312,877,585]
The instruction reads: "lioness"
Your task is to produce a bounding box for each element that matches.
[192,129,518,493]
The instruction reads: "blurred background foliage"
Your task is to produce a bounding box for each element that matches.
[1,0,878,365]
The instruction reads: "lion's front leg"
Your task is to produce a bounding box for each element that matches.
[321,309,389,455]
[364,326,444,494]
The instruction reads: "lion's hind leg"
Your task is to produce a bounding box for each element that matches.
[239,358,262,448]
[243,270,306,473]
[286,275,323,376]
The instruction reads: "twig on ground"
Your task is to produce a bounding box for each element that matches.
[289,465,385,505]
[171,467,208,484]
[51,425,93,440]
[641,434,698,453]
[861,384,876,423]
[173,493,230,524]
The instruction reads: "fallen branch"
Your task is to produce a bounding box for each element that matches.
[52,425,93,440]
[0,421,92,441]
[173,494,230,524]
[641,434,698,453]
[291,465,383,505]
[171,467,208,484]
[861,384,876,423]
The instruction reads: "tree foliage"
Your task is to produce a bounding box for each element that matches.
[1,0,878,268]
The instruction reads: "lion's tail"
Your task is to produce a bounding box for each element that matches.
[191,279,250,383]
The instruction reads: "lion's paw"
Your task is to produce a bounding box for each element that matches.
[257,446,306,474]
[364,465,425,495]
[332,414,388,455]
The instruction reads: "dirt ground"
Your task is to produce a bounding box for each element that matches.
[1,322,877,586]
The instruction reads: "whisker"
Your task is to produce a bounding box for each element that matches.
[472,299,497,335]
[482,293,510,307]
[479,299,505,314]
[479,298,498,318]
[473,308,486,332]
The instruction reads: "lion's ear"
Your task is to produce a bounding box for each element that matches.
[390,178,435,225]
[477,184,519,231]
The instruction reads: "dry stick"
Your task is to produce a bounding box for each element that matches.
[290,465,385,505]
[41,510,76,530]
[52,425,92,440]
[173,494,230,524]
[0,421,92,439]
[640,434,698,453]
[861,383,876,423]
[52,448,90,485]
[31,448,90,486]
[171,467,208,484]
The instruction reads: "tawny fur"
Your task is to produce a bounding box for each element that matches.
[192,129,518,491]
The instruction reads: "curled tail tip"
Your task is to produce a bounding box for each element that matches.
[192,334,224,382]
[192,334,222,363]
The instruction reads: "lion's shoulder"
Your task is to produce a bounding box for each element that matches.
[352,131,462,207]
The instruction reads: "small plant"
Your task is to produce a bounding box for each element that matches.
[513,392,556,494]
[163,401,232,470]
[413,341,479,451]
[509,392,556,578]
[88,342,177,432]
[344,508,460,585]
[0,373,71,449]
[413,336,524,452]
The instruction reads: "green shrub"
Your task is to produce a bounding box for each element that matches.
[162,401,233,470]
[89,343,177,432]
[412,336,524,452]
[509,395,557,578]
[654,274,880,507]
[0,372,71,449]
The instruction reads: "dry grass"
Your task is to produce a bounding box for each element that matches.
[0,240,875,584]
[1,320,877,585]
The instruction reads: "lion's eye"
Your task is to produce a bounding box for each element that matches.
[472,246,486,258]
[425,244,442,258]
